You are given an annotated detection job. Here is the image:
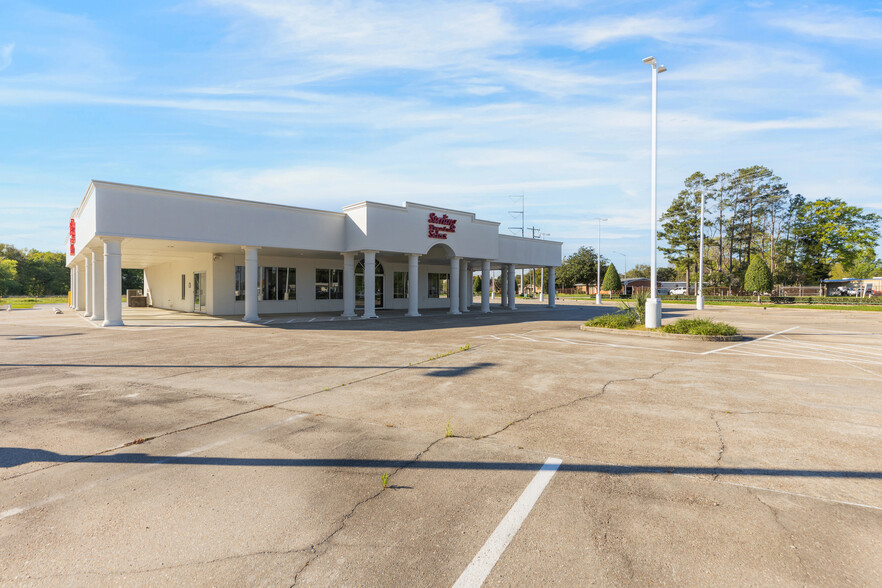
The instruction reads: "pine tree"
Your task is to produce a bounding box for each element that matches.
[601,263,622,294]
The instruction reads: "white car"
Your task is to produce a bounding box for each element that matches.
[669,287,688,295]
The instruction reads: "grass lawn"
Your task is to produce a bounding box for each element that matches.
[661,299,882,312]
[0,296,69,309]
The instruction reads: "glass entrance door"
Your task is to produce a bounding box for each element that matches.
[193,272,206,313]
[355,261,384,310]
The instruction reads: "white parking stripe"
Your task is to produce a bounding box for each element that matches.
[453,457,562,588]
[769,338,882,358]
[701,326,799,355]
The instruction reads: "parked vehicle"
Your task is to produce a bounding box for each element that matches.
[669,287,687,295]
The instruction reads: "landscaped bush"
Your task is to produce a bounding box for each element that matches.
[584,312,638,329]
[660,318,738,336]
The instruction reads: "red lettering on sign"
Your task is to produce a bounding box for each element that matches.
[69,219,76,254]
[428,213,456,240]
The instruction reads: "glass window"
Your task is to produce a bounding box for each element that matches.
[355,260,384,275]
[394,271,408,298]
[428,273,449,298]
[181,274,186,300]
[316,268,342,299]
[282,268,296,300]
[263,267,277,301]
[316,268,330,300]
[234,266,245,301]
[330,269,343,300]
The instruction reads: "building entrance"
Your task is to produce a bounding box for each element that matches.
[355,260,384,310]
[193,272,206,313]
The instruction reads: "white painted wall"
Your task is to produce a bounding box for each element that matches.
[93,181,347,252]
[143,255,211,313]
[344,202,500,260]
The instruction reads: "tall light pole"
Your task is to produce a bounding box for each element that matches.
[643,56,666,328]
[595,217,607,304]
[696,190,705,310]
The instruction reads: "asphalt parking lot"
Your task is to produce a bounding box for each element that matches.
[1,301,880,586]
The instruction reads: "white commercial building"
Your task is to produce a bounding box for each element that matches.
[66,181,562,326]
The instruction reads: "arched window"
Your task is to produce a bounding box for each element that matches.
[355,260,384,275]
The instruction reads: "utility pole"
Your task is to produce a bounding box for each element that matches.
[509,194,525,295]
[527,226,542,299]
[537,231,549,301]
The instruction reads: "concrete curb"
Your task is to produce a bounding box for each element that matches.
[579,324,743,342]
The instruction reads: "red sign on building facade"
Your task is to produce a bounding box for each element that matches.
[69,219,76,255]
[428,213,456,239]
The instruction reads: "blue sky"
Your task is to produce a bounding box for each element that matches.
[2,0,881,267]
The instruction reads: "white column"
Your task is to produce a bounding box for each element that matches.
[548,267,556,308]
[83,256,91,316]
[406,253,420,317]
[539,267,544,302]
[459,261,470,312]
[363,251,377,318]
[507,263,517,310]
[75,262,85,311]
[91,249,104,321]
[449,257,461,315]
[102,238,124,327]
[481,260,491,313]
[69,266,76,309]
[243,246,260,322]
[342,252,356,317]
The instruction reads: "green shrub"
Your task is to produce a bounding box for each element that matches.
[660,318,738,336]
[585,312,638,329]
[617,290,647,324]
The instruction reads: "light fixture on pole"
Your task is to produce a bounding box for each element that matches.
[595,217,607,304]
[696,189,705,310]
[642,56,666,328]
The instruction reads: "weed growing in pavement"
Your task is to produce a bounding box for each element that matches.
[430,344,471,361]
[381,473,389,488]
[444,419,454,438]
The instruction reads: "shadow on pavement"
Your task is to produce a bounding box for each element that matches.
[0,362,496,378]
[3,448,879,478]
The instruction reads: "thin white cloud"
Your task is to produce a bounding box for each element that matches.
[562,15,712,49]
[0,43,13,71]
[207,0,517,69]
[768,11,882,43]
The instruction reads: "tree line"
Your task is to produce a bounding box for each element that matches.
[658,166,881,290]
[1,243,143,297]
[0,244,69,297]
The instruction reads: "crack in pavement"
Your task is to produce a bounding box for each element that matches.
[717,409,881,430]
[290,436,446,586]
[712,414,726,480]
[473,366,672,441]
[753,493,809,580]
[1,344,482,483]
[20,546,316,581]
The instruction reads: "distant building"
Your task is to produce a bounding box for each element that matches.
[820,277,880,297]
